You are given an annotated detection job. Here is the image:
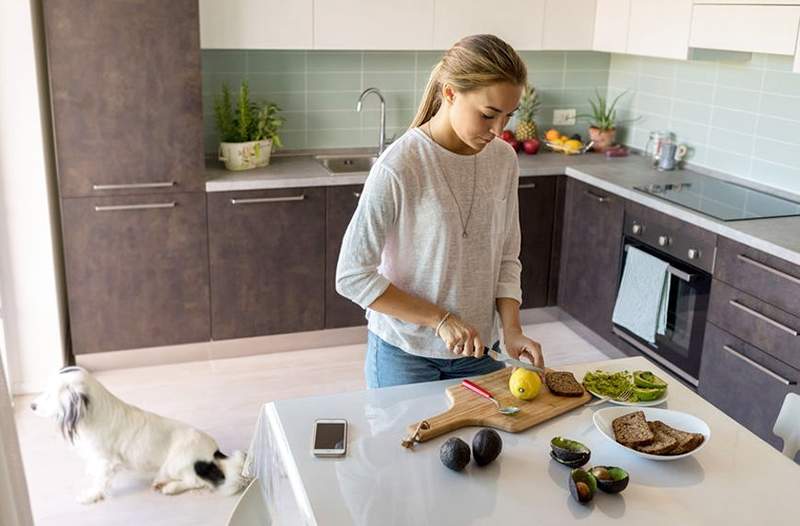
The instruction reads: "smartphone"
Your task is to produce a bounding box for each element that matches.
[312,419,348,457]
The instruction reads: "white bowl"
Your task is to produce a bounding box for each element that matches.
[593,407,711,461]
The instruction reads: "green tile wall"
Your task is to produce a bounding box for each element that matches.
[202,50,610,153]
[608,53,800,194]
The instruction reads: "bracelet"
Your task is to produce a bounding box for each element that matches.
[434,311,451,337]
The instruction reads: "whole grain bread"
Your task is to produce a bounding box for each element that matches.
[612,411,654,446]
[545,371,584,397]
[651,420,705,455]
[635,421,679,455]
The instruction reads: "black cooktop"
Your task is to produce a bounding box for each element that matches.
[634,175,800,221]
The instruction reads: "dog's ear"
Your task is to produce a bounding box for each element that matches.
[57,386,89,444]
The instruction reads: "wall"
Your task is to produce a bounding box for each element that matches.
[608,52,800,195]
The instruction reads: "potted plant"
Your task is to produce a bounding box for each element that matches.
[214,80,284,171]
[578,89,629,153]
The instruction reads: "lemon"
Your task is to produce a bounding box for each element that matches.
[509,368,542,401]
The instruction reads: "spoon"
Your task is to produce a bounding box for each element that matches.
[462,379,520,415]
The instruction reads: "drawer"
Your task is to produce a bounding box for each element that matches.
[708,279,800,370]
[715,236,800,317]
[699,322,799,452]
[624,200,717,273]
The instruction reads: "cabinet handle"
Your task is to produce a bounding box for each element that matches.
[723,345,795,386]
[584,189,610,203]
[353,192,361,198]
[92,181,175,191]
[230,195,305,205]
[519,183,537,189]
[737,254,800,286]
[94,202,176,212]
[729,300,798,336]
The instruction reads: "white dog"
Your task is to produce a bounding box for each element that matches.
[31,366,249,504]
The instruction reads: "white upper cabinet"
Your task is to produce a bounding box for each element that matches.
[690,5,800,56]
[695,1,800,4]
[626,0,693,59]
[433,1,545,50]
[314,0,434,49]
[543,0,597,50]
[593,0,631,53]
[199,0,313,49]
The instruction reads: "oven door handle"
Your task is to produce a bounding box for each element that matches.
[623,245,697,283]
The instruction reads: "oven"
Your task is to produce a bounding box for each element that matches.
[612,215,713,388]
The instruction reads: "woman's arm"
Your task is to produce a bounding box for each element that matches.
[496,297,544,368]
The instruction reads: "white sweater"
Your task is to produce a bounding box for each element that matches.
[335,127,522,359]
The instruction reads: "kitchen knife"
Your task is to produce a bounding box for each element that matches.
[486,349,546,375]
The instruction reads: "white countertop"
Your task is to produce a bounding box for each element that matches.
[250,356,798,526]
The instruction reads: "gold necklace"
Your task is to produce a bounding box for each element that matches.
[427,121,477,238]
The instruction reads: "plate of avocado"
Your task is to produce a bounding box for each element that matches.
[582,369,668,407]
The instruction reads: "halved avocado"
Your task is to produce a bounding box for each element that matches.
[550,437,591,467]
[590,466,630,494]
[568,468,598,504]
[632,386,666,402]
[633,371,667,389]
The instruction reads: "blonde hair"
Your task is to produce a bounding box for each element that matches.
[410,34,528,128]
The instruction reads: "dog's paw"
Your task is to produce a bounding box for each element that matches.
[159,481,185,495]
[151,480,168,491]
[77,490,105,505]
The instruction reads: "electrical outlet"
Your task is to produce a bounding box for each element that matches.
[553,109,576,126]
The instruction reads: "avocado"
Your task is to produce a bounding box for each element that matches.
[632,386,666,401]
[633,371,667,389]
[568,468,597,503]
[472,429,502,466]
[440,437,470,472]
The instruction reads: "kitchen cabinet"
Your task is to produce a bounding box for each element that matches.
[558,179,625,342]
[42,0,204,198]
[61,194,211,354]
[593,0,631,53]
[518,177,557,309]
[207,188,325,340]
[325,185,366,329]
[433,1,546,50]
[313,0,434,50]
[689,4,800,56]
[627,0,693,60]
[199,0,313,49]
[543,0,597,50]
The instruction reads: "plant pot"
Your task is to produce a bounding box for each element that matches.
[588,127,616,153]
[218,140,272,171]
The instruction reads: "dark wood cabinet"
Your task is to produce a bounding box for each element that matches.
[43,0,204,197]
[61,193,211,354]
[207,187,325,340]
[518,176,557,309]
[325,185,366,328]
[558,178,625,341]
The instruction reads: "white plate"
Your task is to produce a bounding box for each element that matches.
[583,368,669,407]
[593,407,711,461]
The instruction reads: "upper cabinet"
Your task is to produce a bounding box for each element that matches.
[593,0,630,53]
[433,0,546,50]
[626,0,693,59]
[199,0,313,49]
[543,0,597,50]
[314,0,434,49]
[690,4,800,56]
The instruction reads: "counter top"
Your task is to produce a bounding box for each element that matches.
[245,356,799,526]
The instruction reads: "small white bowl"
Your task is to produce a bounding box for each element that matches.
[593,407,711,461]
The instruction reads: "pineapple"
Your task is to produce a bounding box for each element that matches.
[515,83,541,141]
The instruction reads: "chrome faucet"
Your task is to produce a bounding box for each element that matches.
[356,87,386,156]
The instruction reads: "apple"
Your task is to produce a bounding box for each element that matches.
[508,139,520,152]
[522,138,541,155]
[501,130,515,142]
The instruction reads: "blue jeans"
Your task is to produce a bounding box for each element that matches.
[365,331,505,388]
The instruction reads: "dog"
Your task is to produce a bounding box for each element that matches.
[31,366,250,504]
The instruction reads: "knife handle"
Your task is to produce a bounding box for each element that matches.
[462,379,494,400]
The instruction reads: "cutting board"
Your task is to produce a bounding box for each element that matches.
[406,367,591,444]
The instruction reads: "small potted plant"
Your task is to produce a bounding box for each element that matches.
[578,89,629,153]
[214,80,284,171]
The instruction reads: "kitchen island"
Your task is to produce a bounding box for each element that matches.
[245,356,797,525]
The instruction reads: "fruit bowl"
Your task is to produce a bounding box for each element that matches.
[545,140,593,155]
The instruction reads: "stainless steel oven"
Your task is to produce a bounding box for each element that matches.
[612,217,713,387]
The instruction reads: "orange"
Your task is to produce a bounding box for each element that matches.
[545,129,561,142]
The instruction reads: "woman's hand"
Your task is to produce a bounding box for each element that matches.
[436,313,485,358]
[504,330,545,369]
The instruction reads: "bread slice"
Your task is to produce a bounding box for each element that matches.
[651,420,705,455]
[635,421,679,455]
[545,371,584,397]
[612,411,654,446]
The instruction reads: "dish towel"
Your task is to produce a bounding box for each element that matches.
[612,245,671,344]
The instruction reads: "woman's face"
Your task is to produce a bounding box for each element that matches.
[446,82,523,153]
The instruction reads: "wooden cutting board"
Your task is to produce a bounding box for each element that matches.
[406,367,591,444]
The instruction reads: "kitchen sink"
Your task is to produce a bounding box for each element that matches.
[316,154,377,174]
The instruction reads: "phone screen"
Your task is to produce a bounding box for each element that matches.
[314,422,346,450]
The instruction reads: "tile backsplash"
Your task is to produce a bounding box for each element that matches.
[201,50,610,153]
[608,52,800,195]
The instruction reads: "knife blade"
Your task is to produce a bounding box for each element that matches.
[486,349,546,375]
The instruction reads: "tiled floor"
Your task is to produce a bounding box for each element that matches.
[14,317,619,526]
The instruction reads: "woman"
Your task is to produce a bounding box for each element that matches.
[336,34,545,389]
